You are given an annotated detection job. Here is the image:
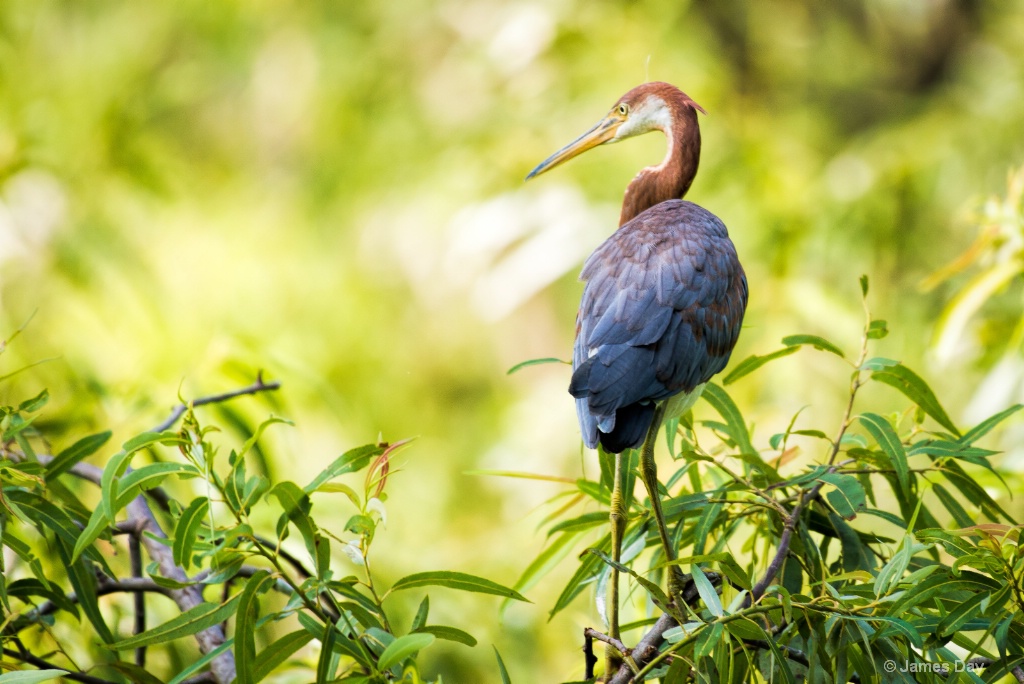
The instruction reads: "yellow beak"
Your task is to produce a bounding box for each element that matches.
[525,114,624,180]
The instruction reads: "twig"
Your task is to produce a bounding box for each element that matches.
[605,573,720,684]
[0,648,116,684]
[584,628,630,658]
[150,373,280,433]
[583,629,599,680]
[130,534,146,667]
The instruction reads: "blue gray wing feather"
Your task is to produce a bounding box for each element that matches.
[570,200,747,451]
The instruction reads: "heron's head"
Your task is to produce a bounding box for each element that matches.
[526,82,705,180]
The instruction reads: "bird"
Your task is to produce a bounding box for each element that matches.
[526,81,747,656]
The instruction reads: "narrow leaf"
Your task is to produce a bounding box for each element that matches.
[45,431,111,482]
[723,347,799,385]
[506,357,569,375]
[173,497,210,570]
[109,596,241,650]
[377,633,435,671]
[235,570,276,683]
[0,672,69,684]
[782,334,845,358]
[871,364,960,436]
[253,630,314,682]
[391,571,529,602]
[858,413,909,495]
[494,646,513,684]
[692,565,723,617]
[415,625,477,647]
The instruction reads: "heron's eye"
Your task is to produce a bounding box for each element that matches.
[617,103,629,116]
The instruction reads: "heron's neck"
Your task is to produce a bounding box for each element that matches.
[618,108,701,226]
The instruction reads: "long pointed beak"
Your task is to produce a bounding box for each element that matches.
[525,115,623,180]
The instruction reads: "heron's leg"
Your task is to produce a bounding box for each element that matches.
[605,449,629,676]
[638,403,686,596]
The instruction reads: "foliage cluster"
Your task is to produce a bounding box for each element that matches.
[1,335,525,683]
[511,280,1024,683]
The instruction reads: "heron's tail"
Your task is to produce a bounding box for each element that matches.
[597,401,655,453]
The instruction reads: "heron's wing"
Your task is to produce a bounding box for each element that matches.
[570,202,747,449]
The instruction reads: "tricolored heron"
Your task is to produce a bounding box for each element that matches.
[526,82,747,658]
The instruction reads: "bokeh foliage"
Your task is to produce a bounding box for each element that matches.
[2,0,1024,680]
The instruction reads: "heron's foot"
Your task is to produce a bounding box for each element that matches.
[667,565,689,603]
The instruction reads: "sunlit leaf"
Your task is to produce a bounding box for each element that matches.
[0,671,68,684]
[782,334,845,358]
[723,346,799,385]
[377,632,435,671]
[45,431,111,482]
[506,357,569,375]
[494,646,513,684]
[857,413,909,496]
[109,596,241,650]
[871,363,959,436]
[391,571,529,602]
[414,624,477,647]
[692,564,723,617]
[253,630,314,682]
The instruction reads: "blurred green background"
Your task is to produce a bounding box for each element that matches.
[2,0,1023,680]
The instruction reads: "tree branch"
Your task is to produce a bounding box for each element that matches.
[1,648,117,684]
[604,572,720,684]
[150,373,280,433]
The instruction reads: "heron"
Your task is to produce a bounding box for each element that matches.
[526,82,747,658]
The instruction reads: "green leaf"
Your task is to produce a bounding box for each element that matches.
[858,413,909,495]
[506,357,569,375]
[411,595,430,632]
[415,625,477,647]
[550,536,606,618]
[70,505,110,565]
[0,671,69,684]
[871,364,960,436]
[253,630,314,682]
[377,632,435,671]
[722,346,799,385]
[782,334,845,358]
[269,481,317,559]
[960,404,1023,444]
[235,570,276,683]
[494,646,513,684]
[17,388,49,413]
[860,357,898,371]
[867,319,888,339]
[702,383,754,454]
[116,462,200,509]
[391,571,529,602]
[110,596,241,650]
[816,472,866,520]
[695,622,723,658]
[692,565,723,617]
[315,617,337,683]
[166,640,234,684]
[173,497,210,570]
[750,622,796,684]
[304,444,384,493]
[587,549,672,611]
[874,538,912,597]
[860,274,869,296]
[45,431,111,482]
[936,590,990,637]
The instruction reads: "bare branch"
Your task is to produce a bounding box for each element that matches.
[1,647,117,684]
[605,573,720,684]
[150,373,280,433]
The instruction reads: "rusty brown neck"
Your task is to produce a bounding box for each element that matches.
[618,106,701,226]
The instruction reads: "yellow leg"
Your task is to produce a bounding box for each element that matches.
[638,403,686,596]
[606,450,629,677]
